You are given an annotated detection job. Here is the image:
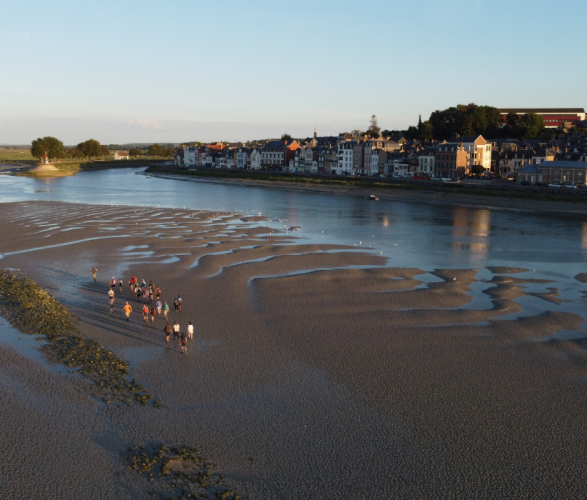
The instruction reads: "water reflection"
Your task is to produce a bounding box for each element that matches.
[452,207,491,262]
[0,168,586,275]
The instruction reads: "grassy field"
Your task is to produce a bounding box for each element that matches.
[0,148,35,161]
[1,148,171,164]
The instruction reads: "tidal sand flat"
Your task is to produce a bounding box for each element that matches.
[1,201,586,498]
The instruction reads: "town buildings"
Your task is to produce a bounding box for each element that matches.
[170,120,587,188]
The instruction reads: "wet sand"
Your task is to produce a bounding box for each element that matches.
[1,201,587,498]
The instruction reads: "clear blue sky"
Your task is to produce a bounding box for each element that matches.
[2,0,586,145]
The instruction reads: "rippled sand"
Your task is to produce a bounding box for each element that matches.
[1,201,586,499]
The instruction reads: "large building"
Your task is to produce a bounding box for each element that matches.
[434,143,468,179]
[499,108,586,128]
[517,161,587,186]
[260,140,300,170]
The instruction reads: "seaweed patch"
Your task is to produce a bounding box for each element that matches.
[128,444,248,499]
[0,270,160,407]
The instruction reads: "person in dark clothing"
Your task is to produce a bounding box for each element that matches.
[164,322,172,346]
[180,333,187,354]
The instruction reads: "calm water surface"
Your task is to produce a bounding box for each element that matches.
[0,168,586,302]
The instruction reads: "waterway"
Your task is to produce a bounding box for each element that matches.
[0,167,585,296]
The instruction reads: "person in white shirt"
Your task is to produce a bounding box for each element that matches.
[187,321,194,340]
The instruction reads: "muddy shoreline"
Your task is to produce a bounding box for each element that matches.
[1,200,587,498]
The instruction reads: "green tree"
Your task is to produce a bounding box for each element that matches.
[470,164,486,175]
[404,126,419,140]
[416,115,423,136]
[100,145,110,156]
[366,115,381,137]
[420,121,435,141]
[148,144,165,157]
[129,148,143,157]
[30,136,65,161]
[280,133,292,141]
[505,112,519,128]
[427,104,501,140]
[76,139,102,159]
[429,107,461,139]
[163,146,174,157]
[66,147,82,159]
[519,113,545,139]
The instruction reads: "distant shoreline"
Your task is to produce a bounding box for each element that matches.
[143,167,587,217]
[10,160,162,177]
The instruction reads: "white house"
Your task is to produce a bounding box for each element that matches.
[418,149,436,176]
[337,141,354,175]
[455,135,492,172]
[236,148,248,169]
[183,147,197,167]
[388,159,410,177]
[250,149,262,170]
[114,151,129,160]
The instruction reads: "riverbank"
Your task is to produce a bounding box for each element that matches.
[13,159,164,177]
[1,200,587,498]
[145,167,587,216]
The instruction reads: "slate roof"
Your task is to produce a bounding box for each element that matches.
[517,164,540,173]
[537,161,587,168]
[448,135,486,143]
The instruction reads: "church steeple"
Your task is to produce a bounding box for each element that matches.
[314,126,317,139]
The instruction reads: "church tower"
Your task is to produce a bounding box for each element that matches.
[314,126,317,139]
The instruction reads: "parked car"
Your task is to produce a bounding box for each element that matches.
[548,183,561,188]
[535,182,547,187]
[440,177,453,182]
[520,180,529,186]
[564,184,578,189]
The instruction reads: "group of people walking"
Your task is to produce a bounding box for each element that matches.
[163,320,193,354]
[98,268,193,354]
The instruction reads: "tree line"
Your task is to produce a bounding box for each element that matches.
[381,104,547,142]
[30,137,174,162]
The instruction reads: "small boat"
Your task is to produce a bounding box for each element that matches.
[368,194,379,201]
